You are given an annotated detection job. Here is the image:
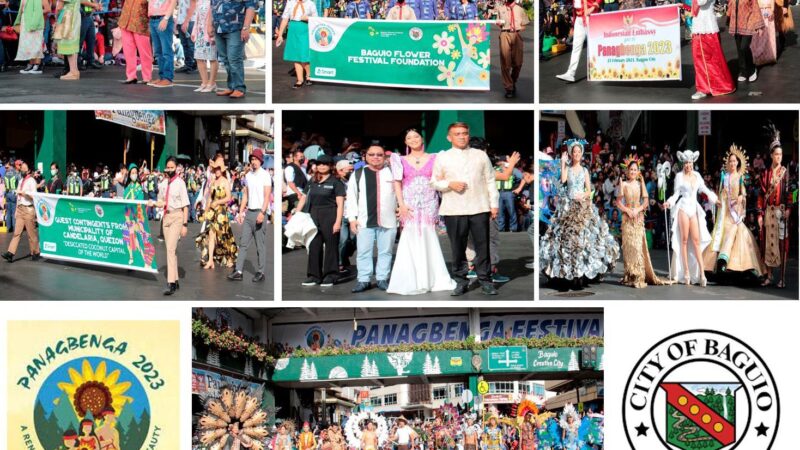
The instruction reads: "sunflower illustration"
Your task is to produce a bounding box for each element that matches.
[57,360,133,418]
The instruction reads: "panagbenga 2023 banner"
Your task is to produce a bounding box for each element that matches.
[33,193,158,272]
[308,18,493,90]
[587,5,681,81]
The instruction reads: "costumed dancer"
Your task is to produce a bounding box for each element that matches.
[690,0,736,100]
[759,123,791,287]
[299,422,317,450]
[555,0,599,82]
[462,415,480,450]
[483,416,505,450]
[662,150,720,286]
[539,139,619,288]
[703,145,767,277]
[559,405,581,450]
[519,413,536,450]
[616,155,673,288]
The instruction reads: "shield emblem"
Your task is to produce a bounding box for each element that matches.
[660,383,740,450]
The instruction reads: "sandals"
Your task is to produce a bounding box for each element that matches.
[292,82,303,89]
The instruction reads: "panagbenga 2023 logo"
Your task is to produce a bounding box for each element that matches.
[7,321,179,450]
[623,330,779,450]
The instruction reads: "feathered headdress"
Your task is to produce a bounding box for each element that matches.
[763,121,782,151]
[559,403,581,430]
[620,154,643,171]
[198,384,269,450]
[676,150,700,164]
[563,138,588,152]
[726,144,748,176]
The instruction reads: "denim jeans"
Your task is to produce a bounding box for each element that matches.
[4,192,16,231]
[188,191,198,221]
[80,14,97,65]
[150,16,175,81]
[178,21,196,69]
[0,39,5,66]
[497,190,518,231]
[215,30,246,92]
[338,216,354,266]
[355,226,397,282]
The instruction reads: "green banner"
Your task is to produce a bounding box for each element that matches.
[32,193,158,273]
[309,18,492,90]
[273,348,604,382]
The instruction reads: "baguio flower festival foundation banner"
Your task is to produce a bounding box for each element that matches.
[587,5,682,81]
[32,193,158,273]
[94,110,166,135]
[7,321,180,450]
[308,18,493,90]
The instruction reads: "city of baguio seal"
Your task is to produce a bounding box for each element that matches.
[623,329,779,450]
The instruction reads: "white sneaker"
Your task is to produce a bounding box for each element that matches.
[556,73,576,83]
[19,64,33,74]
[749,70,758,82]
[691,91,708,100]
[28,64,42,74]
[737,75,746,82]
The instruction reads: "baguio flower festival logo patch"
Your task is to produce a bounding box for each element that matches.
[623,330,779,450]
[7,321,180,450]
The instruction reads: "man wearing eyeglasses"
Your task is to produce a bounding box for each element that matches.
[346,143,399,293]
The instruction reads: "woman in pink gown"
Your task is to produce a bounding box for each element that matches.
[387,128,457,295]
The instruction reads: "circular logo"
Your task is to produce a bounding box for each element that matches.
[623,330,779,450]
[305,325,327,350]
[409,27,423,41]
[36,199,53,225]
[33,357,151,450]
[95,204,105,218]
[477,380,489,395]
[313,24,335,47]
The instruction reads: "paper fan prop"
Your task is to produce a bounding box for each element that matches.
[515,399,539,425]
[198,384,269,450]
[344,411,388,448]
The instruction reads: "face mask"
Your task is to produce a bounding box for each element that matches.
[165,170,176,178]
[51,169,58,176]
[131,174,139,181]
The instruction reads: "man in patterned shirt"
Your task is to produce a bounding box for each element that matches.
[208,0,257,98]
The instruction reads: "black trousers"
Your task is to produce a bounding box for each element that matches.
[734,34,754,78]
[445,212,491,284]
[307,206,340,282]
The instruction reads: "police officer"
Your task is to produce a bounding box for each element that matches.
[3,160,20,233]
[345,0,371,17]
[66,166,84,196]
[99,165,112,198]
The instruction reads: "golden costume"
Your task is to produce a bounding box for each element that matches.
[618,161,672,288]
[195,184,239,267]
[704,146,767,276]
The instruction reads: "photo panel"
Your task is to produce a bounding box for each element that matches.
[280,109,534,300]
[537,109,799,300]
[0,110,275,300]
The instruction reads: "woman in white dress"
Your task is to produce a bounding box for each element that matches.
[661,150,720,286]
[386,128,457,295]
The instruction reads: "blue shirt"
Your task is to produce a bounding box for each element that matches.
[450,1,477,19]
[418,0,436,19]
[345,0,370,17]
[211,0,258,34]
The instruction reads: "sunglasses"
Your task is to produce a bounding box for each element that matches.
[366,153,384,157]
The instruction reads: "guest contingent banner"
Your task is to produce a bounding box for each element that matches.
[94,110,166,135]
[308,18,493,90]
[586,5,682,81]
[32,193,158,273]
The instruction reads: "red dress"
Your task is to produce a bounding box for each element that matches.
[692,0,736,95]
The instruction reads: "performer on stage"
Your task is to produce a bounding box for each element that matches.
[539,139,619,288]
[555,0,600,83]
[690,0,736,99]
[662,150,719,286]
[703,145,767,277]
[616,156,673,288]
[759,123,791,287]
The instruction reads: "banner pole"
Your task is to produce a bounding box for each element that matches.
[123,138,127,166]
[150,136,155,170]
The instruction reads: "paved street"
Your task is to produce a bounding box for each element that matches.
[273,28,534,103]
[540,249,798,300]
[0,221,273,300]
[0,35,266,103]
[282,231,534,300]
[539,9,800,103]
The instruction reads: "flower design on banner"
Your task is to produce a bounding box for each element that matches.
[479,71,489,82]
[466,23,488,43]
[448,24,457,32]
[456,76,466,86]
[437,61,457,86]
[451,49,462,60]
[432,31,455,55]
[478,49,491,68]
